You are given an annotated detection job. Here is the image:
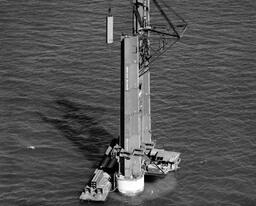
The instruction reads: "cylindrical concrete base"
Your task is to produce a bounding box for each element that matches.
[116,174,144,196]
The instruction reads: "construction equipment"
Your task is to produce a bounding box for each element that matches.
[80,0,187,201]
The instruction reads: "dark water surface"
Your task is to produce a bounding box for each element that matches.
[1,0,256,205]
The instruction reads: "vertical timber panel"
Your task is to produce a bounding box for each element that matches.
[140,71,151,144]
[120,36,141,177]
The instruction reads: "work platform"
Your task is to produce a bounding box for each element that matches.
[80,139,181,201]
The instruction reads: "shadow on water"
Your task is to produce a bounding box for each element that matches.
[38,99,114,161]
[39,99,177,204]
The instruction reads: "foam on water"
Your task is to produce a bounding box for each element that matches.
[109,174,177,205]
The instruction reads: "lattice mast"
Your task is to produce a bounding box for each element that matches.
[135,0,152,145]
